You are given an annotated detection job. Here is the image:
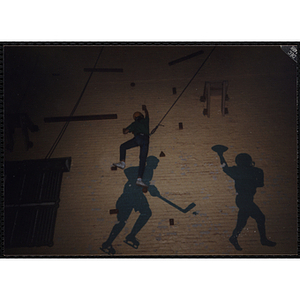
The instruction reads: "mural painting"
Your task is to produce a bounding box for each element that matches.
[3,44,298,256]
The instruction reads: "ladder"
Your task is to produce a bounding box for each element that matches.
[200,80,229,117]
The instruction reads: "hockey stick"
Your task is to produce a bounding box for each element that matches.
[157,195,196,213]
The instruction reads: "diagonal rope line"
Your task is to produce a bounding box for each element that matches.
[45,47,104,159]
[150,46,216,135]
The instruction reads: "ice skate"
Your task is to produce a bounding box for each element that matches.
[136,178,148,188]
[124,234,140,249]
[261,238,276,247]
[100,241,116,255]
[113,161,126,169]
[229,236,242,251]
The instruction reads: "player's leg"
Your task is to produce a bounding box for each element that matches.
[229,207,249,251]
[136,135,149,187]
[250,203,276,247]
[129,206,152,237]
[101,197,132,253]
[125,205,152,248]
[114,138,138,169]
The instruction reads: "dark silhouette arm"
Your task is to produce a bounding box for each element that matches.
[142,105,149,118]
[148,185,161,197]
[218,153,228,168]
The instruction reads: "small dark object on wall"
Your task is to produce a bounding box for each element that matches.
[169,219,174,225]
[172,87,177,94]
[200,95,206,102]
[179,122,183,130]
[159,151,165,157]
[110,209,119,214]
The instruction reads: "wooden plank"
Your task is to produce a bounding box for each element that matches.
[83,68,123,72]
[44,114,118,123]
[168,50,204,66]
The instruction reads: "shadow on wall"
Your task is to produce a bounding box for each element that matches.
[100,156,159,254]
[212,145,276,251]
[101,155,197,255]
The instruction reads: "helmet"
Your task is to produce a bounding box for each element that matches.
[235,153,254,167]
[133,111,144,121]
[146,156,160,169]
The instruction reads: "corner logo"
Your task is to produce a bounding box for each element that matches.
[280,45,298,63]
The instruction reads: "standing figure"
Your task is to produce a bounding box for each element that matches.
[213,145,276,251]
[113,105,150,188]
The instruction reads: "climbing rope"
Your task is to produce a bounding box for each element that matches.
[45,47,104,159]
[150,46,216,135]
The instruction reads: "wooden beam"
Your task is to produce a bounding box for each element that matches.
[83,68,123,72]
[44,114,117,123]
[168,50,204,66]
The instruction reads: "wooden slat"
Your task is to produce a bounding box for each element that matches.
[83,68,123,72]
[44,114,118,123]
[168,50,204,66]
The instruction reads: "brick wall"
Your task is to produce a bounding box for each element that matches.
[4,45,297,256]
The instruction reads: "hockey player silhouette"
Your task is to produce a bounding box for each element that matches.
[101,156,159,254]
[212,145,276,251]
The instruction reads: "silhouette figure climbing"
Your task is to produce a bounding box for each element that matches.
[212,145,276,251]
[101,156,159,254]
[113,105,150,188]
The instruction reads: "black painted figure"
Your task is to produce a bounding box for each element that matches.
[5,113,39,151]
[213,146,276,251]
[113,105,150,188]
[101,156,159,254]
